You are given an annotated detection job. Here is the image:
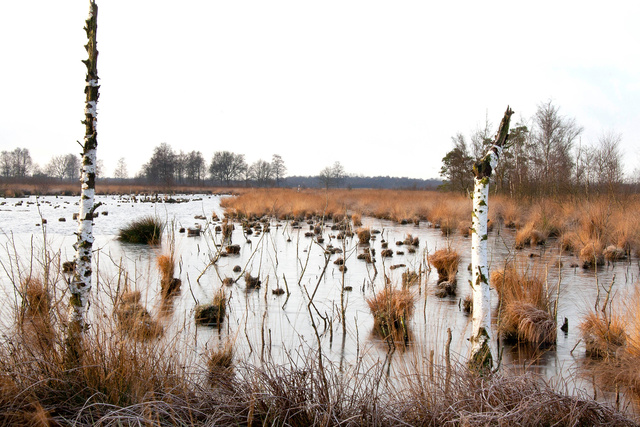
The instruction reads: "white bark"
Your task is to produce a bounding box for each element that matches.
[69,148,97,329]
[469,146,502,367]
[468,106,513,371]
[66,1,99,363]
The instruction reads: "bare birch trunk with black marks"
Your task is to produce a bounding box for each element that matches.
[65,0,100,365]
[469,106,513,372]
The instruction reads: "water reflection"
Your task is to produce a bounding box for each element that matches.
[1,193,639,399]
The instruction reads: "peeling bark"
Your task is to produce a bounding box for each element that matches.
[66,0,100,365]
[469,106,513,372]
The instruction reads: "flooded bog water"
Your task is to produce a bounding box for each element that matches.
[1,193,638,407]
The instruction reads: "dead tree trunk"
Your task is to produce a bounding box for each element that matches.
[468,106,513,372]
[65,0,101,366]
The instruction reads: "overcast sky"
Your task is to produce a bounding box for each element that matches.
[1,1,639,180]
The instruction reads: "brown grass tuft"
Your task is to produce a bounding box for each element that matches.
[579,240,605,268]
[157,253,175,282]
[367,286,414,342]
[579,311,627,358]
[206,340,235,383]
[515,222,546,249]
[115,291,163,341]
[429,248,460,283]
[195,289,227,326]
[503,302,557,344]
[356,227,371,245]
[492,263,556,344]
[20,277,51,324]
[351,212,362,227]
[244,272,261,288]
[402,270,420,288]
[157,252,181,298]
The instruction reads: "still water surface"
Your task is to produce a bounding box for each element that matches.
[1,194,638,400]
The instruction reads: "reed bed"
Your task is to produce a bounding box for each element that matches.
[2,319,634,426]
[222,190,640,261]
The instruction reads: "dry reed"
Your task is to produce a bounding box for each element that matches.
[366,286,414,342]
[115,291,163,341]
[1,268,635,425]
[429,248,460,283]
[492,263,556,344]
[195,289,227,326]
[357,227,371,245]
[579,311,627,358]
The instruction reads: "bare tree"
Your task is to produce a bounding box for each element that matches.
[470,112,493,160]
[174,150,187,184]
[574,141,596,195]
[595,131,624,193]
[143,143,176,185]
[0,148,33,178]
[94,159,104,178]
[64,153,81,181]
[0,151,12,178]
[185,151,205,184]
[45,155,69,180]
[318,161,346,189]
[271,154,286,187]
[531,100,583,195]
[209,151,247,185]
[249,159,274,187]
[113,157,128,179]
[12,148,33,178]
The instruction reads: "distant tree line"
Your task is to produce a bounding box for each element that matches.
[439,100,627,197]
[1,148,106,183]
[3,100,638,194]
[1,144,440,190]
[137,143,288,188]
[0,148,32,179]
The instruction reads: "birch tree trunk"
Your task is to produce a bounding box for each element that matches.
[65,0,100,365]
[468,106,513,372]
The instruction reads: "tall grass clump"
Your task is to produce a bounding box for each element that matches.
[352,212,363,227]
[429,248,460,296]
[579,311,627,358]
[0,269,198,424]
[492,263,557,344]
[195,289,226,326]
[357,227,371,245]
[157,252,181,298]
[118,215,163,244]
[206,339,235,384]
[115,290,163,341]
[367,285,414,343]
[429,248,460,283]
[515,221,547,248]
[18,276,55,347]
[576,289,640,398]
